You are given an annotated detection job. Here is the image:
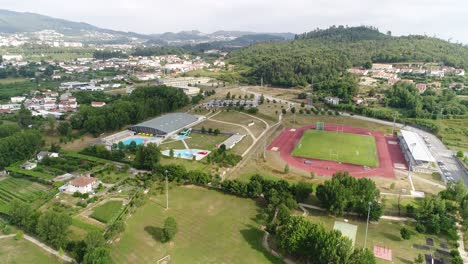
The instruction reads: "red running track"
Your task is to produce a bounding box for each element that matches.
[268,124,407,178]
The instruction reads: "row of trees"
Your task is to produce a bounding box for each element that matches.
[93,50,128,60]
[70,86,190,136]
[316,172,383,220]
[9,200,113,263]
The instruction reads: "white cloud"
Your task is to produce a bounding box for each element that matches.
[1,0,467,43]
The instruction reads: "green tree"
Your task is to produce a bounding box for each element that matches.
[162,217,178,242]
[349,248,376,264]
[169,148,174,158]
[414,254,424,264]
[213,128,220,136]
[457,150,464,158]
[201,126,206,134]
[17,104,32,128]
[15,230,24,240]
[293,182,313,202]
[226,91,231,99]
[82,247,113,264]
[284,164,289,174]
[400,227,411,240]
[36,211,72,249]
[133,143,161,171]
[57,122,72,137]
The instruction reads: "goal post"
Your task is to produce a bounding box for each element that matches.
[315,122,325,131]
[157,255,171,264]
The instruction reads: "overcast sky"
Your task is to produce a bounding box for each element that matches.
[2,0,468,43]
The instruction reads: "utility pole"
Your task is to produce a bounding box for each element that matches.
[260,76,263,87]
[391,112,398,135]
[165,170,169,209]
[364,201,372,248]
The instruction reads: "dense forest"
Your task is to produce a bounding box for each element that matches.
[70,86,190,136]
[228,26,468,88]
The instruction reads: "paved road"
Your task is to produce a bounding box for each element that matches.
[342,113,468,186]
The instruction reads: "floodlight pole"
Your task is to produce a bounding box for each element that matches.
[165,170,169,209]
[364,201,372,248]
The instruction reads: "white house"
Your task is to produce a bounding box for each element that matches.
[61,176,99,194]
[324,96,340,105]
[37,151,59,161]
[21,161,37,170]
[10,96,26,103]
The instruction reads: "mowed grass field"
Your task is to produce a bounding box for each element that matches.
[292,130,379,167]
[111,186,280,264]
[90,201,123,224]
[0,237,61,264]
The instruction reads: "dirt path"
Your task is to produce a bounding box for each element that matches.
[23,234,74,262]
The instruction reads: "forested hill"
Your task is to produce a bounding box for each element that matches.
[295,26,389,41]
[228,26,468,88]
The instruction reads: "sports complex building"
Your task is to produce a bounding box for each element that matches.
[129,113,205,138]
[102,113,205,146]
[398,129,436,173]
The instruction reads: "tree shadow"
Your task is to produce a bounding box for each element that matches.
[145,226,164,242]
[382,232,401,242]
[239,224,283,264]
[396,256,412,264]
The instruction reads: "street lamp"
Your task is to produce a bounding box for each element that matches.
[364,201,372,248]
[165,170,169,209]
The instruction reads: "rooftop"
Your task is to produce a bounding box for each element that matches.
[70,176,97,187]
[400,130,435,162]
[130,113,200,134]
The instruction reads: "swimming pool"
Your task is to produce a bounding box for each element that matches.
[121,138,144,145]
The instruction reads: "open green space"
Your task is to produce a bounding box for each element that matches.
[111,186,280,264]
[0,176,51,213]
[305,208,454,264]
[0,237,62,264]
[160,133,229,151]
[292,129,379,167]
[69,217,105,241]
[90,201,124,224]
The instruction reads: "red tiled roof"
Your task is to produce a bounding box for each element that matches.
[70,176,97,187]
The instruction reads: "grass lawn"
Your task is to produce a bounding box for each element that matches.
[292,129,379,167]
[111,186,281,264]
[305,208,455,264]
[159,133,228,151]
[0,237,61,264]
[90,201,124,224]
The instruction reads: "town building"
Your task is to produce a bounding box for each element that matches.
[91,102,106,107]
[399,130,436,173]
[37,151,59,161]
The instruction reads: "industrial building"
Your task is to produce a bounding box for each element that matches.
[399,130,436,173]
[128,113,204,138]
[157,77,212,87]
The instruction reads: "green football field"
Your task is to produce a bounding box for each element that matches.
[292,130,379,167]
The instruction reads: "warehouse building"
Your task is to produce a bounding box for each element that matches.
[128,113,204,138]
[399,130,436,173]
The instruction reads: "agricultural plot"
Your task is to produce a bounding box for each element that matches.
[0,177,51,213]
[90,201,124,224]
[33,156,101,177]
[292,130,379,167]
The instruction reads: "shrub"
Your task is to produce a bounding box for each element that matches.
[415,223,426,233]
[162,217,178,242]
[400,227,411,240]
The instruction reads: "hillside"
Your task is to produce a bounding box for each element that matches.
[228,26,468,87]
[0,9,147,39]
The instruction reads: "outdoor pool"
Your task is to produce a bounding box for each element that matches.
[121,138,144,145]
[173,149,204,158]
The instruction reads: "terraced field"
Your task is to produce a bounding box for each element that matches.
[0,177,51,213]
